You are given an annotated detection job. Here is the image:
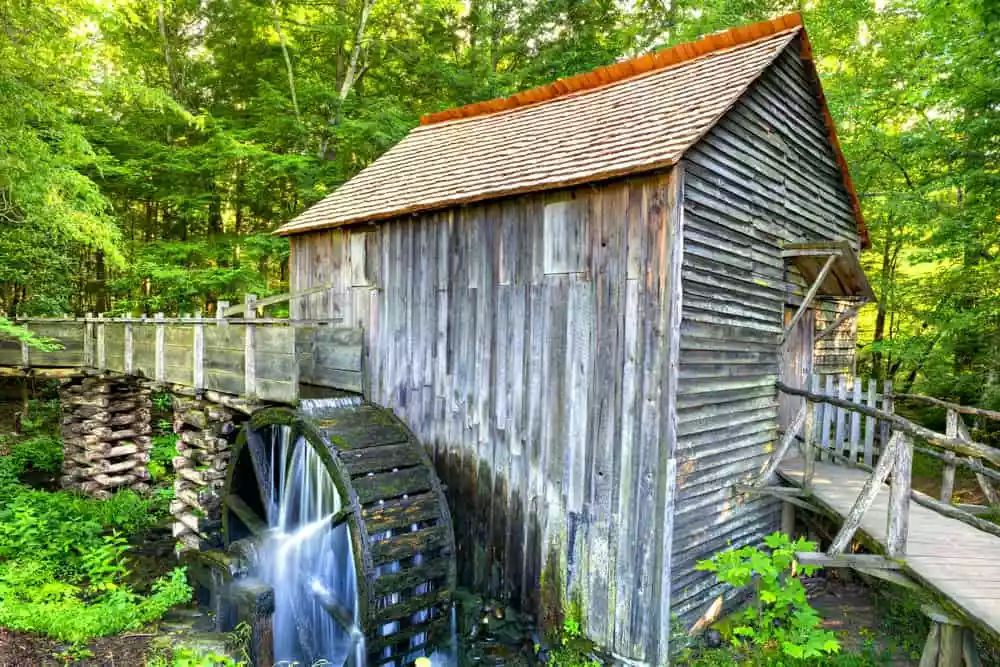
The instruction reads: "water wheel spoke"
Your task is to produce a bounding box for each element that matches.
[226,493,268,536]
[312,583,362,637]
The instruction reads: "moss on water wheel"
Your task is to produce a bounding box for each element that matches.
[222,401,456,666]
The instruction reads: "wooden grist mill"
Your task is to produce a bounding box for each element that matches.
[12,12,1000,666]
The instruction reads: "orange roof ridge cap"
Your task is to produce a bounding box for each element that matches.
[420,12,803,126]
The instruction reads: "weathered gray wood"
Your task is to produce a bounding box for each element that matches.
[814,303,864,344]
[919,624,941,667]
[864,377,876,466]
[244,294,257,398]
[193,313,204,391]
[803,399,816,489]
[97,316,106,370]
[881,378,894,456]
[755,404,806,486]
[893,393,1000,422]
[781,456,1000,640]
[942,409,959,503]
[834,374,847,458]
[821,374,834,460]
[964,628,983,667]
[849,379,862,462]
[827,432,900,556]
[886,433,912,559]
[954,415,1000,508]
[795,552,902,569]
[939,622,963,667]
[124,320,134,375]
[780,253,836,345]
[155,313,165,383]
[779,381,1000,468]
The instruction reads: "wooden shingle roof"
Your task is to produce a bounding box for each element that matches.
[278,13,867,246]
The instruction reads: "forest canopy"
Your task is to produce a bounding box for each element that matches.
[1,0,998,404]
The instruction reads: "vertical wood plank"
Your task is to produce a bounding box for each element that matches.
[803,399,816,490]
[124,319,134,375]
[656,166,684,664]
[942,409,958,504]
[244,294,257,399]
[880,379,894,459]
[864,378,876,466]
[20,322,29,368]
[155,313,165,384]
[821,374,834,460]
[849,379,862,462]
[834,374,847,458]
[886,433,912,559]
[84,313,94,368]
[97,314,106,371]
[193,312,205,392]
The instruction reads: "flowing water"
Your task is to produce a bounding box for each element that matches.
[239,397,458,666]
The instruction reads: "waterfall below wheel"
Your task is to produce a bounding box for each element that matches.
[221,397,457,666]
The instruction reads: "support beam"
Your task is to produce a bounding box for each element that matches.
[780,253,837,346]
[795,552,901,569]
[754,403,806,487]
[814,302,865,344]
[827,432,900,556]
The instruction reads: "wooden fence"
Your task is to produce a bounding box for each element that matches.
[0,312,363,404]
[768,380,1000,562]
[788,374,894,467]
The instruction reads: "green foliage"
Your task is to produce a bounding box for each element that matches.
[696,533,840,660]
[0,416,188,646]
[148,647,242,667]
[549,617,601,667]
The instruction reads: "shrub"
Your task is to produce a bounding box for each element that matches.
[696,533,840,660]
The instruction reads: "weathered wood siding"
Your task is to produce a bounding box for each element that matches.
[290,171,681,662]
[671,36,861,622]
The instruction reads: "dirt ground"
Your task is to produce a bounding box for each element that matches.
[0,628,154,667]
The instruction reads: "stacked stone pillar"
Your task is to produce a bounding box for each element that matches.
[171,395,243,552]
[59,373,153,499]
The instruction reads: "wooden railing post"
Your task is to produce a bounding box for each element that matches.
[244,294,257,399]
[887,432,913,559]
[803,399,816,490]
[96,314,106,371]
[124,317,134,376]
[83,313,94,367]
[192,312,204,393]
[155,313,165,385]
[19,321,29,368]
[864,377,877,466]
[942,409,959,504]
[828,432,901,556]
[849,379,862,463]
[880,379,894,459]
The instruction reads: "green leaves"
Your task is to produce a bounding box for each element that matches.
[696,532,840,660]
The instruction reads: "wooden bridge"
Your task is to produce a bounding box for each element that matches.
[752,378,1000,666]
[0,297,363,404]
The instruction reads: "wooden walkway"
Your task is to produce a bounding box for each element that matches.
[780,456,1000,638]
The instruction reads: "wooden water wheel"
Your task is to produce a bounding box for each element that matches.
[222,399,456,666]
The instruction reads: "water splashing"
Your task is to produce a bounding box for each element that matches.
[246,416,362,666]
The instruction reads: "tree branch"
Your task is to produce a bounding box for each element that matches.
[270,0,300,122]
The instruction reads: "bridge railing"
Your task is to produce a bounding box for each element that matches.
[761,380,1000,563]
[0,302,362,404]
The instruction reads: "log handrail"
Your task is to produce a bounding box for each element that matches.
[889,392,1000,423]
[776,381,1000,467]
[774,379,1000,562]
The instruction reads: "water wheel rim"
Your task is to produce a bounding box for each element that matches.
[222,402,457,650]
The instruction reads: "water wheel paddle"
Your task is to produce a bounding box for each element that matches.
[222,398,457,666]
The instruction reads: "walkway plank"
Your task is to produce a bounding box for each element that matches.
[779,457,1000,638]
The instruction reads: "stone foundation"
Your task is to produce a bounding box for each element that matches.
[59,373,153,499]
[171,396,244,552]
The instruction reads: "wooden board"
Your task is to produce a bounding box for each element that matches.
[780,457,1000,640]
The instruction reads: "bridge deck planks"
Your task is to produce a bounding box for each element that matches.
[779,456,1000,639]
